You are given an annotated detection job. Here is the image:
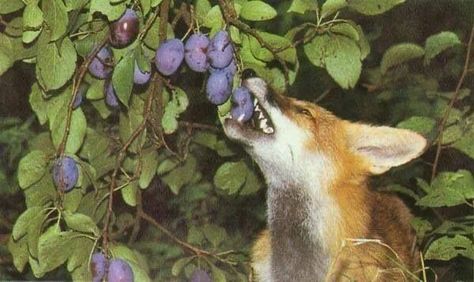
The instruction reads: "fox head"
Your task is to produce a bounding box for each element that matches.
[224,77,427,188]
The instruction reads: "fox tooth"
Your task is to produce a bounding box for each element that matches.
[263,126,274,134]
[253,98,258,106]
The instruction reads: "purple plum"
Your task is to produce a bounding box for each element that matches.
[206,71,232,105]
[88,46,113,79]
[133,61,151,85]
[91,252,107,282]
[105,80,119,107]
[190,269,211,282]
[231,87,254,123]
[184,33,210,72]
[110,9,139,48]
[108,259,134,282]
[155,39,184,76]
[207,31,233,68]
[52,156,78,192]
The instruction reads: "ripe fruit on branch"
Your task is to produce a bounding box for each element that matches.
[105,80,119,107]
[110,9,139,48]
[207,31,234,68]
[88,46,113,79]
[133,61,151,85]
[184,33,210,72]
[108,259,134,282]
[155,39,184,76]
[231,87,253,122]
[210,59,236,83]
[190,269,211,282]
[206,71,232,105]
[73,83,89,109]
[91,252,107,282]
[52,156,78,192]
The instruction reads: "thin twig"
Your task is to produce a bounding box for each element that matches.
[431,24,474,182]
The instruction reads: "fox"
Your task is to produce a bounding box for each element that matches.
[223,74,427,282]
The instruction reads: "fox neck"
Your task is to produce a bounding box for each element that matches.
[252,150,341,281]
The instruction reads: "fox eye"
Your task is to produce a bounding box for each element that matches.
[298,108,312,117]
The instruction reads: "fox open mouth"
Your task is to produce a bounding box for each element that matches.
[250,98,275,134]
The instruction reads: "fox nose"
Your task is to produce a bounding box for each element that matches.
[242,68,257,80]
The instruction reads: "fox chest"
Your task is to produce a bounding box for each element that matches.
[268,187,331,282]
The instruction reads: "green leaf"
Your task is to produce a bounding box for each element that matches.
[121,181,138,206]
[410,217,432,241]
[288,0,318,14]
[63,211,100,236]
[240,1,277,21]
[195,0,212,24]
[210,263,227,282]
[202,224,227,248]
[305,34,362,88]
[161,156,197,194]
[203,6,224,31]
[139,150,159,189]
[63,188,83,212]
[348,0,405,16]
[433,221,473,235]
[442,124,463,144]
[424,31,461,65]
[214,161,248,194]
[18,150,49,189]
[8,237,29,272]
[37,226,77,275]
[171,257,194,276]
[162,88,189,134]
[380,43,424,74]
[90,0,127,21]
[12,206,44,240]
[417,170,474,207]
[239,169,262,195]
[113,51,135,106]
[36,35,77,91]
[67,236,94,278]
[330,23,359,41]
[23,4,44,29]
[42,0,68,41]
[0,49,13,76]
[397,116,436,136]
[249,32,296,64]
[24,173,56,208]
[187,225,205,245]
[0,0,25,14]
[425,235,474,261]
[157,158,179,175]
[119,96,146,153]
[29,83,48,125]
[51,107,87,155]
[452,129,474,159]
[321,0,347,17]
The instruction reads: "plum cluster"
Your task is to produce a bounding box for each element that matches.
[86,8,151,108]
[91,253,134,282]
[86,9,254,121]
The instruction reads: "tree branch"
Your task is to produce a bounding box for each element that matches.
[431,24,474,181]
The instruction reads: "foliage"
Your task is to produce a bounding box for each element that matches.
[0,0,473,281]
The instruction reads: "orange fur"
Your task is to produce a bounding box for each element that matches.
[249,94,422,281]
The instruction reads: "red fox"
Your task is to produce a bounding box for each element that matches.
[224,76,427,281]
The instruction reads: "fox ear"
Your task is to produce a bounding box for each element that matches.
[346,123,428,175]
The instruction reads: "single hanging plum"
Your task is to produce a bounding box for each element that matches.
[88,46,113,79]
[105,80,119,107]
[72,83,90,109]
[133,61,151,85]
[206,71,232,105]
[184,33,210,72]
[231,87,254,122]
[108,259,134,282]
[155,39,184,76]
[207,30,233,68]
[110,9,139,48]
[190,269,211,282]
[91,252,107,282]
[53,156,79,192]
